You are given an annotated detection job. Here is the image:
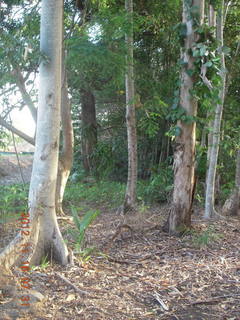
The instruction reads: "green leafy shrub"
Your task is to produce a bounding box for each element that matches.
[141,165,173,203]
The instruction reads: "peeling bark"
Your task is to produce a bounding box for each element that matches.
[55,52,74,216]
[165,0,205,234]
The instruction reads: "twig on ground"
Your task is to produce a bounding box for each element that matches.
[189,293,240,305]
[154,291,169,311]
[56,272,90,297]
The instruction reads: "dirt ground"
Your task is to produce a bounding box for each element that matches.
[0,154,33,185]
[0,155,240,319]
[0,205,240,320]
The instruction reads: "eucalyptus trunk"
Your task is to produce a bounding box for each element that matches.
[0,0,69,268]
[81,89,97,175]
[55,53,74,216]
[165,0,205,234]
[123,0,137,213]
[206,4,216,162]
[204,1,227,219]
[222,149,240,216]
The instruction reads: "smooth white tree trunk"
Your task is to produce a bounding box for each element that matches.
[0,0,70,268]
[28,0,69,265]
[204,1,227,219]
[123,0,138,213]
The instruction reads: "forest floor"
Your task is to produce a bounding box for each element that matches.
[0,155,240,319]
[0,205,240,320]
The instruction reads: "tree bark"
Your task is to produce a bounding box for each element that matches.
[123,0,137,213]
[56,64,74,216]
[204,0,227,219]
[80,88,97,174]
[165,0,205,234]
[29,0,69,265]
[222,149,240,216]
[0,0,69,268]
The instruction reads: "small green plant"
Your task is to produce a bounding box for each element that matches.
[40,256,50,269]
[32,255,50,270]
[70,206,101,253]
[192,226,221,248]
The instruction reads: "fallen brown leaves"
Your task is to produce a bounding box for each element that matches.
[1,206,240,319]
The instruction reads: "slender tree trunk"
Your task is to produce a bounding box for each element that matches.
[80,89,97,175]
[164,0,205,234]
[206,5,216,163]
[55,66,74,216]
[123,0,137,213]
[204,1,227,219]
[222,149,240,216]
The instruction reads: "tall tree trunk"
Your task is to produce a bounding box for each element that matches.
[222,149,240,216]
[123,0,137,213]
[164,0,205,234]
[80,89,97,175]
[0,0,69,268]
[29,0,69,265]
[206,4,216,162]
[204,1,227,219]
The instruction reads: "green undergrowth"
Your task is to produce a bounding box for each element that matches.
[0,184,28,224]
[64,180,126,209]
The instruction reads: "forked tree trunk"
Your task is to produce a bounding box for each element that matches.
[204,1,227,219]
[222,149,240,216]
[123,0,137,213]
[81,89,97,174]
[164,0,205,234]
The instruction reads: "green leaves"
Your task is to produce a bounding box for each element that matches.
[70,206,101,251]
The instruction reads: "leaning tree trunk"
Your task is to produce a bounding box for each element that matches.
[204,1,227,219]
[55,51,74,216]
[123,0,137,213]
[222,149,240,216]
[80,89,97,175]
[164,0,205,234]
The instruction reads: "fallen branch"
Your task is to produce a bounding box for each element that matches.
[190,293,240,305]
[107,255,143,265]
[56,272,90,296]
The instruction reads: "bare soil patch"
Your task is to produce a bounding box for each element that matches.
[0,154,33,186]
